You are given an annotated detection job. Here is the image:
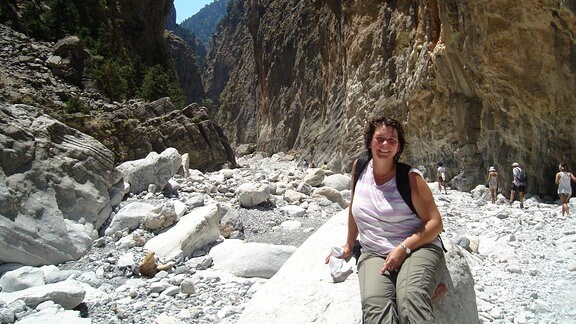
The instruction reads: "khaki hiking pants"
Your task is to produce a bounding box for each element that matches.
[357,244,445,324]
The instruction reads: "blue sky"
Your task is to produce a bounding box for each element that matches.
[174,0,214,23]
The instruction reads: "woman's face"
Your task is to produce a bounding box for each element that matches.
[370,125,399,161]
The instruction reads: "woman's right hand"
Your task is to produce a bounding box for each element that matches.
[341,244,353,260]
[324,243,353,264]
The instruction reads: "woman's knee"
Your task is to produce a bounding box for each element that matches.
[396,288,434,323]
[362,296,397,324]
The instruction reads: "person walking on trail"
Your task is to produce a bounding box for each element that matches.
[509,162,526,208]
[326,115,445,323]
[487,166,499,204]
[436,162,448,194]
[555,163,576,216]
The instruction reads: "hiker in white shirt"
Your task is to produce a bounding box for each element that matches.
[555,163,576,216]
[436,162,447,194]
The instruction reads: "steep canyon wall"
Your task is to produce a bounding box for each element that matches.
[205,0,576,196]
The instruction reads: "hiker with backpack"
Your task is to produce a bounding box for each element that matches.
[326,115,445,323]
[510,162,527,208]
[555,162,576,216]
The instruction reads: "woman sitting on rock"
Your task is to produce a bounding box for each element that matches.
[329,115,446,323]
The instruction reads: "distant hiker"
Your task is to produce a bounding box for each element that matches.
[326,115,445,323]
[301,159,308,170]
[555,163,576,216]
[436,162,448,194]
[487,166,499,204]
[510,162,526,208]
[322,161,329,170]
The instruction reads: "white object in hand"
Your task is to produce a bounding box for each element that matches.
[328,247,353,283]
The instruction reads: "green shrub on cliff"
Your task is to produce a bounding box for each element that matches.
[65,96,89,114]
[138,65,185,108]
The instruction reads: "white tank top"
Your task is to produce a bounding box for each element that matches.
[352,161,440,256]
[558,172,572,195]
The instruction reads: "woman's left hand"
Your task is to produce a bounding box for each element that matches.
[381,246,408,274]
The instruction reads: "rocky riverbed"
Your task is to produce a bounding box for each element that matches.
[1,153,576,324]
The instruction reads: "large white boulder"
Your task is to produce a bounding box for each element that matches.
[144,204,224,260]
[0,266,45,293]
[0,280,86,309]
[322,173,351,191]
[237,182,271,207]
[115,147,182,194]
[105,202,155,236]
[0,104,115,266]
[312,186,348,208]
[209,239,297,278]
[303,168,325,187]
[237,209,480,323]
[237,209,361,324]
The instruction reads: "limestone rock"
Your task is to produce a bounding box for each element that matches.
[49,36,93,88]
[205,1,576,197]
[208,239,297,278]
[165,31,205,105]
[105,202,156,236]
[0,104,114,266]
[0,266,45,293]
[115,101,236,172]
[312,186,348,208]
[144,204,224,261]
[303,168,325,187]
[237,182,271,208]
[115,147,181,195]
[323,173,351,191]
[0,280,86,310]
[14,306,90,324]
[237,209,480,323]
[143,201,178,231]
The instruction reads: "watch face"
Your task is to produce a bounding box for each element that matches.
[401,243,411,254]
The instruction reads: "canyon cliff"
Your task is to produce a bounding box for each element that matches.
[204,0,576,195]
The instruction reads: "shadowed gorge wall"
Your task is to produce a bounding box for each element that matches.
[204,0,576,196]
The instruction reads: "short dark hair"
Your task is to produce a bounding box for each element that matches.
[363,116,406,162]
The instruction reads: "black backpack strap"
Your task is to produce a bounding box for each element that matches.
[396,162,448,252]
[396,162,416,215]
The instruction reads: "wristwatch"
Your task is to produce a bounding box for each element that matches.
[400,243,412,255]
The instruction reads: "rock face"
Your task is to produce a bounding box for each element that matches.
[0,103,115,266]
[0,24,236,172]
[205,0,576,196]
[48,36,94,89]
[165,30,206,105]
[62,99,237,172]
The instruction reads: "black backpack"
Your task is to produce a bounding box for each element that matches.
[516,167,527,182]
[351,156,446,260]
